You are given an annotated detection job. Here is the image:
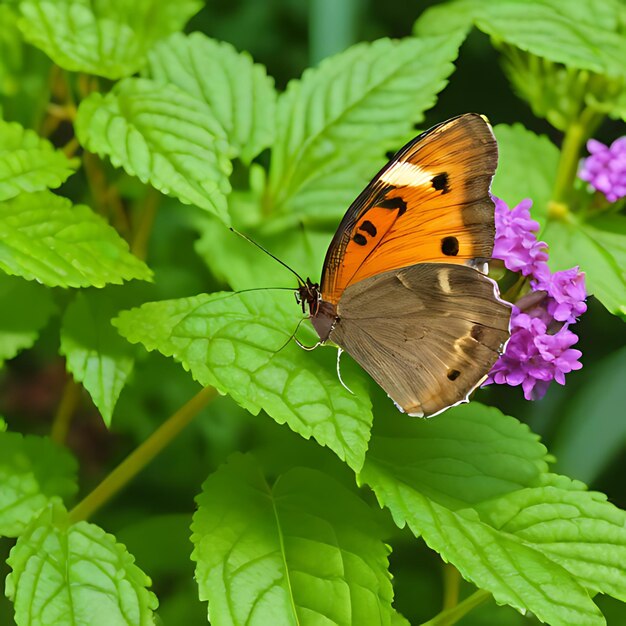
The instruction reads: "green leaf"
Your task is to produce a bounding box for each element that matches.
[267,34,464,225]
[479,473,626,603]
[551,347,626,484]
[0,273,56,366]
[0,191,152,287]
[191,453,394,625]
[0,6,23,100]
[413,3,475,38]
[0,118,79,201]
[361,403,548,511]
[113,290,372,471]
[391,610,411,626]
[492,123,559,222]
[0,432,77,537]
[5,502,157,625]
[544,214,626,316]
[60,291,134,426]
[362,461,605,625]
[415,0,626,78]
[146,32,276,165]
[76,78,233,225]
[18,0,202,79]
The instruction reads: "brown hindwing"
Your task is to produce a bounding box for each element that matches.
[329,263,511,417]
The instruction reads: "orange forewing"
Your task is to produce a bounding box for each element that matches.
[320,114,498,305]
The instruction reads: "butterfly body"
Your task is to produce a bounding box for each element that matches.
[297,113,511,417]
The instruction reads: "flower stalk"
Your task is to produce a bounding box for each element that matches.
[421,589,491,626]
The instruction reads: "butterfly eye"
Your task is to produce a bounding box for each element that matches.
[441,236,459,256]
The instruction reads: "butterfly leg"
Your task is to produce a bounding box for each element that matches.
[336,348,355,395]
[293,336,322,351]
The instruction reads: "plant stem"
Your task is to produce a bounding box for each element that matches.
[68,386,217,523]
[442,564,460,610]
[62,136,80,158]
[550,107,603,209]
[82,151,131,238]
[51,377,81,445]
[420,589,491,626]
[131,187,161,260]
[309,0,360,65]
[551,121,586,206]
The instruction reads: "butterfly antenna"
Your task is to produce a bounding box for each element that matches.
[229,227,306,286]
[272,317,309,354]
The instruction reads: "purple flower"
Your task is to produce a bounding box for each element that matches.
[532,264,587,324]
[492,197,548,276]
[485,196,586,401]
[579,137,626,202]
[486,309,582,401]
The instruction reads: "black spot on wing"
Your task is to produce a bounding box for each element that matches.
[431,172,449,193]
[470,325,484,341]
[441,236,459,256]
[359,220,377,237]
[353,233,367,246]
[378,196,407,215]
[447,369,461,381]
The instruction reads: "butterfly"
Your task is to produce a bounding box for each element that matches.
[295,113,511,418]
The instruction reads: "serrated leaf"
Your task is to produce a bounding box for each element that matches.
[191,453,394,626]
[5,502,157,625]
[147,32,276,164]
[361,403,548,511]
[0,432,77,537]
[267,34,464,225]
[551,347,626,483]
[0,191,152,287]
[479,474,626,603]
[18,0,202,79]
[60,291,134,426]
[362,457,605,626]
[544,214,626,316]
[0,118,79,201]
[492,123,559,222]
[76,78,233,224]
[113,290,372,471]
[391,610,411,626]
[0,273,56,366]
[415,0,626,78]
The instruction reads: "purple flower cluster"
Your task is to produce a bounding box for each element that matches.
[492,197,548,276]
[488,309,582,400]
[579,137,626,203]
[485,197,586,401]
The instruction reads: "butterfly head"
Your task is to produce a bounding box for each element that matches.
[296,278,338,342]
[295,278,321,315]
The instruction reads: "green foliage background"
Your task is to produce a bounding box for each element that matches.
[0,1,625,625]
